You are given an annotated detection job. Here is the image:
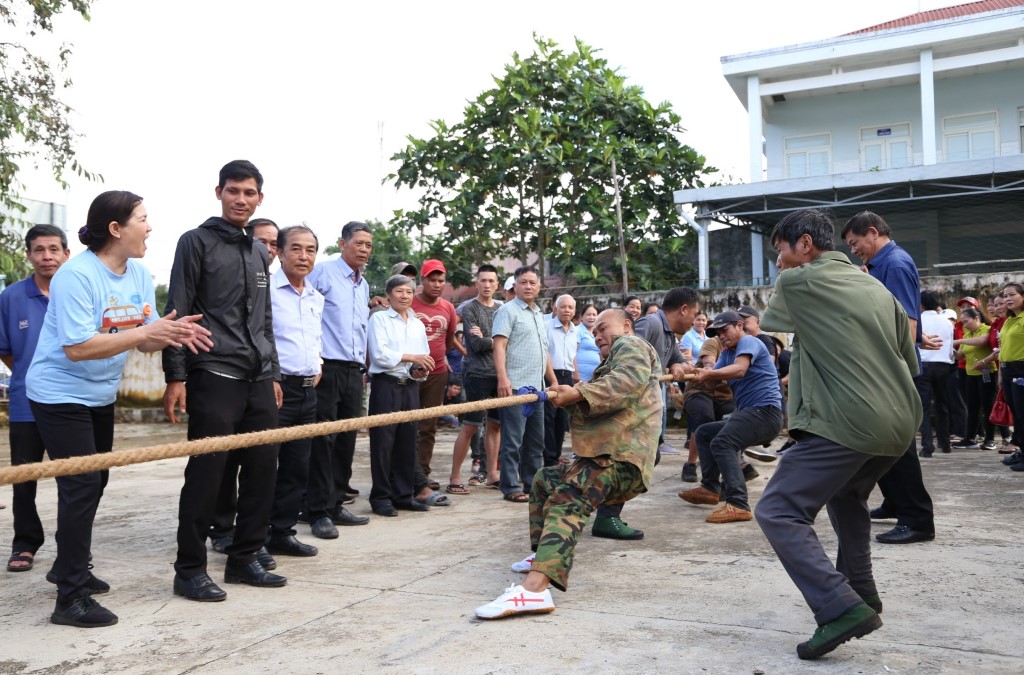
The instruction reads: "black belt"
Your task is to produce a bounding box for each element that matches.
[323,359,363,368]
[373,373,415,386]
[282,374,317,388]
[553,369,573,377]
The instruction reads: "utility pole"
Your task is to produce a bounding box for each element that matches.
[611,155,629,296]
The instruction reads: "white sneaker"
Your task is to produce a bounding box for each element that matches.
[658,443,681,455]
[743,446,778,463]
[510,555,535,573]
[475,584,555,619]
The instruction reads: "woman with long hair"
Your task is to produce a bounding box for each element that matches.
[998,283,1024,471]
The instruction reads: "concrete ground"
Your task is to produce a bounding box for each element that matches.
[0,423,1022,674]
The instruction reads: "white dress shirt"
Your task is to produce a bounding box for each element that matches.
[920,309,955,364]
[547,316,580,371]
[271,268,324,376]
[368,307,429,377]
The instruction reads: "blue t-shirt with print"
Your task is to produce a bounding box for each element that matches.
[27,251,156,407]
[715,334,782,410]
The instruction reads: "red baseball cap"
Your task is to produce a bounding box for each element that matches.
[957,296,979,308]
[420,259,446,278]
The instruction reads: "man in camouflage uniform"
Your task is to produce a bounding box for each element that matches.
[475,308,662,619]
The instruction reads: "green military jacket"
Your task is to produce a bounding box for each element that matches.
[568,334,662,489]
[761,251,921,457]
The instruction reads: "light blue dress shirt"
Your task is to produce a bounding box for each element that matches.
[271,268,324,377]
[307,257,369,362]
[367,307,430,378]
[547,316,580,371]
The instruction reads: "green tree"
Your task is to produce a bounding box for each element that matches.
[388,35,713,293]
[0,1,97,281]
[322,219,417,295]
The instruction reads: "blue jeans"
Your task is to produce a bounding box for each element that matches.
[696,406,783,510]
[499,402,544,495]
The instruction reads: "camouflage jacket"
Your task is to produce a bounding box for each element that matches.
[567,334,663,490]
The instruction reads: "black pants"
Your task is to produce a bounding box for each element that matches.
[9,421,48,555]
[269,379,317,537]
[29,402,112,602]
[368,375,419,509]
[950,367,968,437]
[174,371,279,578]
[877,391,935,533]
[964,374,997,444]
[1002,362,1024,446]
[684,393,736,440]
[307,361,363,520]
[918,362,953,452]
[543,370,573,466]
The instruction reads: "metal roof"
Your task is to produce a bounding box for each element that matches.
[847,0,1024,35]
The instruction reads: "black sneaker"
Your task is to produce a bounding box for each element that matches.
[743,464,760,482]
[51,595,118,628]
[45,570,110,595]
[1001,450,1022,466]
[952,440,980,449]
[681,463,698,483]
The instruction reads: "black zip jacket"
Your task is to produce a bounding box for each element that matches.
[162,217,280,383]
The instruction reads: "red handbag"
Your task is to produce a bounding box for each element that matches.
[989,389,1014,427]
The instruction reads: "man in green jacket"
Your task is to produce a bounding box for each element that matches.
[475,308,662,619]
[757,209,921,660]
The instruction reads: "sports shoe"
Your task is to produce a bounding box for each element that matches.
[510,555,535,573]
[475,584,555,619]
[952,439,980,449]
[796,602,881,660]
[743,464,760,482]
[981,440,997,451]
[706,503,753,524]
[592,516,644,540]
[743,446,778,463]
[1001,450,1022,465]
[681,463,698,483]
[51,594,118,628]
[678,486,721,505]
[658,443,680,455]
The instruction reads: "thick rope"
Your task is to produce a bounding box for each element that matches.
[0,373,691,486]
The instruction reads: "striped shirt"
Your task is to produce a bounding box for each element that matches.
[492,296,548,389]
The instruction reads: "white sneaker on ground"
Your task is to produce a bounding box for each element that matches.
[475,584,555,619]
[659,443,681,455]
[511,555,535,573]
[743,446,778,463]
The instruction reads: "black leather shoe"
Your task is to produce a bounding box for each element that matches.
[256,546,277,570]
[373,504,399,517]
[266,534,318,557]
[173,572,227,602]
[330,506,369,526]
[51,594,118,627]
[224,560,287,587]
[310,516,339,539]
[395,501,430,512]
[338,495,356,505]
[875,525,935,544]
[869,507,894,520]
[918,449,933,457]
[46,570,110,595]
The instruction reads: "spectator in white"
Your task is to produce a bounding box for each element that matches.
[917,290,955,456]
[367,275,433,516]
[503,276,516,302]
[544,294,580,466]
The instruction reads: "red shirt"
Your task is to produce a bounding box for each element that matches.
[990,316,1005,352]
[412,295,457,376]
[954,321,965,369]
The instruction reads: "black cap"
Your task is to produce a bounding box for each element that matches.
[705,311,744,337]
[736,305,759,320]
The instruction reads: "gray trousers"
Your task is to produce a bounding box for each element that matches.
[754,433,899,625]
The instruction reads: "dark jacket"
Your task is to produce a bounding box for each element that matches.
[162,217,279,382]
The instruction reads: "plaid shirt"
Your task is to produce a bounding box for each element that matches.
[492,297,548,389]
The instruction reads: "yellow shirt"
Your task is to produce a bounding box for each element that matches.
[961,324,992,376]
[1000,315,1024,363]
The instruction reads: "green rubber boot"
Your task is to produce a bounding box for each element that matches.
[797,602,882,660]
[591,516,644,540]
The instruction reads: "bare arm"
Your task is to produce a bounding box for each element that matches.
[693,354,751,383]
[66,311,210,362]
[493,335,511,397]
[0,354,12,370]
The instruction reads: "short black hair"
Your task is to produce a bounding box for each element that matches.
[25,223,67,251]
[341,221,372,242]
[770,209,836,251]
[920,290,942,312]
[841,211,892,239]
[277,225,319,252]
[624,295,640,306]
[661,287,700,313]
[476,263,498,277]
[219,159,263,191]
[513,265,538,279]
[642,302,658,314]
[249,218,279,232]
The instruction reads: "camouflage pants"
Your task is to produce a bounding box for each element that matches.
[528,458,645,592]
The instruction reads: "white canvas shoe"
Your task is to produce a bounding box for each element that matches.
[658,442,681,455]
[475,584,555,619]
[743,446,778,463]
[510,555,535,573]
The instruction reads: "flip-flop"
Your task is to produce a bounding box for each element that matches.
[7,553,34,573]
[467,474,487,487]
[446,484,469,495]
[485,481,500,490]
[424,492,451,506]
[503,492,529,503]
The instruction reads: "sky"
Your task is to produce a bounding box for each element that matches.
[13,0,953,283]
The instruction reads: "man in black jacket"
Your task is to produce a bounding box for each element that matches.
[163,160,285,602]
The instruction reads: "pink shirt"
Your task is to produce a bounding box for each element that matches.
[411,295,457,376]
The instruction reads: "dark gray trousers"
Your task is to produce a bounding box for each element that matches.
[754,433,899,625]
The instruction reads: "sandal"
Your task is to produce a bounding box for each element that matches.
[485,481,500,490]
[467,473,487,487]
[7,552,34,573]
[423,492,451,507]
[446,483,470,495]
[503,492,529,503]
[427,480,441,491]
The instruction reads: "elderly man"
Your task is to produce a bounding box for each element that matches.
[544,294,579,467]
[476,308,662,619]
[757,209,920,659]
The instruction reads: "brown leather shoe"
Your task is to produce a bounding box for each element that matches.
[678,486,721,505]
[706,503,753,523]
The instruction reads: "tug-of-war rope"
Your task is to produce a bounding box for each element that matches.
[0,373,691,487]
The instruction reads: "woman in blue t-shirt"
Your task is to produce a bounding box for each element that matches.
[27,191,210,629]
[575,303,602,382]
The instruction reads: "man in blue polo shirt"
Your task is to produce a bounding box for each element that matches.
[843,211,936,545]
[0,224,70,573]
[678,311,783,524]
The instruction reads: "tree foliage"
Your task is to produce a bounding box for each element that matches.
[388,35,713,293]
[0,0,96,282]
[322,219,417,295]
